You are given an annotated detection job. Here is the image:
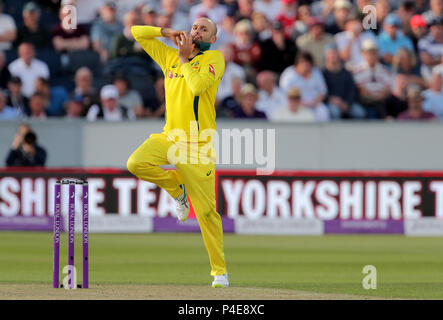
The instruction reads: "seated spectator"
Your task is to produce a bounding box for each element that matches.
[14,2,52,49]
[322,45,364,119]
[311,0,336,28]
[189,0,227,26]
[377,14,414,66]
[276,0,297,39]
[230,20,262,79]
[382,73,409,119]
[6,76,28,116]
[113,74,144,118]
[392,48,426,87]
[335,11,376,71]
[34,77,69,116]
[213,10,236,50]
[292,3,311,38]
[232,84,267,119]
[71,67,99,111]
[251,12,271,42]
[5,126,47,166]
[0,89,20,119]
[91,1,124,63]
[271,88,315,122]
[52,5,90,53]
[65,94,86,119]
[398,85,437,121]
[422,71,443,120]
[296,17,334,69]
[217,44,246,104]
[218,77,244,118]
[353,40,393,118]
[28,91,48,119]
[409,14,427,52]
[0,51,11,88]
[255,70,286,118]
[110,10,146,59]
[0,0,17,51]
[253,0,282,22]
[236,0,254,21]
[257,21,298,74]
[280,52,330,122]
[422,0,443,25]
[87,84,135,121]
[325,0,353,35]
[396,0,416,38]
[140,4,157,27]
[8,42,49,98]
[372,0,390,35]
[161,0,190,31]
[418,16,443,82]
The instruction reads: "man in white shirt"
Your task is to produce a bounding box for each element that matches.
[256,70,287,118]
[0,0,17,51]
[189,0,227,26]
[271,87,315,122]
[8,42,50,98]
[87,84,135,121]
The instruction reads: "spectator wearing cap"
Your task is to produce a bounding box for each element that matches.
[409,14,428,52]
[217,44,246,103]
[325,0,353,35]
[422,71,443,120]
[91,1,124,63]
[232,83,267,119]
[14,2,52,49]
[334,11,377,71]
[113,74,145,118]
[87,84,135,121]
[322,44,364,119]
[257,21,298,73]
[34,77,69,117]
[189,0,227,26]
[377,13,414,66]
[6,76,28,116]
[398,85,437,121]
[8,42,49,98]
[270,87,316,122]
[253,0,282,22]
[280,51,330,122]
[230,20,262,79]
[161,0,190,31]
[418,16,443,82]
[422,0,443,25]
[255,71,287,118]
[0,51,10,88]
[65,94,86,119]
[141,4,157,26]
[28,91,48,119]
[52,5,90,53]
[72,67,99,112]
[382,73,409,119]
[352,39,393,118]
[5,127,47,167]
[0,0,17,51]
[296,17,334,69]
[276,0,297,39]
[0,89,20,120]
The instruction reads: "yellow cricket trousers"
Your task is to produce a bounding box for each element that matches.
[126,133,227,276]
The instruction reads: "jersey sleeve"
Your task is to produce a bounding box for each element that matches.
[131,26,175,72]
[181,51,225,96]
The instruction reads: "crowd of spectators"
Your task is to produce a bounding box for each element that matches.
[1,0,443,123]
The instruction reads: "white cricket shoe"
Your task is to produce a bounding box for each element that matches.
[212,273,229,288]
[175,184,189,222]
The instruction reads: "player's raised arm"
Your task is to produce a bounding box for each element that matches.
[131,26,184,71]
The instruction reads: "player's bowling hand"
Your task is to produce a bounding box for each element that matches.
[177,33,195,62]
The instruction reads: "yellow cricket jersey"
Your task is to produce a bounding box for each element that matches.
[131,26,225,143]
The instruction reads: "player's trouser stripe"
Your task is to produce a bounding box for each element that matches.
[193,96,200,130]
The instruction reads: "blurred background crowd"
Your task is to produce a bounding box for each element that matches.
[1,0,443,123]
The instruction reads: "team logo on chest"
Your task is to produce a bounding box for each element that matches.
[168,70,173,78]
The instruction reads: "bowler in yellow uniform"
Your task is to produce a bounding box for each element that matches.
[127,18,229,288]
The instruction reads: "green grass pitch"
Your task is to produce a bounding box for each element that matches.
[0,231,442,299]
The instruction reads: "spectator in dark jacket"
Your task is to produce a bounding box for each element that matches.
[232,84,267,119]
[6,124,47,166]
[14,2,52,49]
